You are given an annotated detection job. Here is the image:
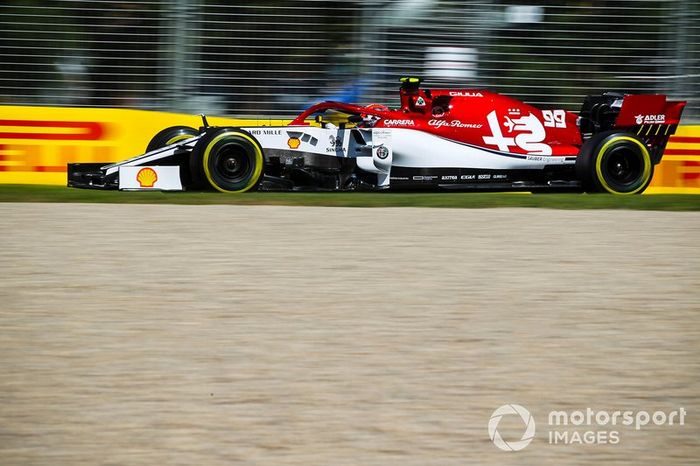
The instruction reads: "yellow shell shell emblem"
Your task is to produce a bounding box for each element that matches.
[136,167,158,187]
[287,137,301,149]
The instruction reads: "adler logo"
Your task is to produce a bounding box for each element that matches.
[382,119,415,126]
[449,91,484,97]
[635,114,666,124]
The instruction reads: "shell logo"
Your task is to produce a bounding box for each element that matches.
[287,137,301,149]
[136,167,158,187]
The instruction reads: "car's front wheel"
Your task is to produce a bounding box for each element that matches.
[189,128,264,192]
[575,131,654,194]
[146,125,199,153]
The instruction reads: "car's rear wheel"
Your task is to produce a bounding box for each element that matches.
[189,128,264,192]
[575,131,653,194]
[146,126,199,153]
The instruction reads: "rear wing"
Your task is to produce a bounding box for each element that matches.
[579,93,686,136]
[579,93,686,164]
[615,94,686,134]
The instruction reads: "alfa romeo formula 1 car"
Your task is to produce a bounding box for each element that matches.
[68,77,686,194]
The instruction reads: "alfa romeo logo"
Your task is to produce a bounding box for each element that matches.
[488,404,536,451]
[376,146,389,159]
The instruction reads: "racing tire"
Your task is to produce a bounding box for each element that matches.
[575,130,654,194]
[189,128,264,193]
[146,126,199,153]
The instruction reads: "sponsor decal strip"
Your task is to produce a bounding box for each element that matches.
[664,149,700,156]
[666,135,700,158]
[0,119,103,140]
[669,136,700,144]
[428,119,483,129]
[382,119,415,126]
[448,91,484,97]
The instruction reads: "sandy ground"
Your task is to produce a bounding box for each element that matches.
[1,203,699,465]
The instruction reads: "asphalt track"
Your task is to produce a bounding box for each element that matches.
[1,203,699,465]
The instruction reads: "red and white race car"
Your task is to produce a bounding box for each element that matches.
[68,77,685,194]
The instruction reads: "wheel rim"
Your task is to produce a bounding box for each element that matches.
[213,143,252,184]
[603,146,643,186]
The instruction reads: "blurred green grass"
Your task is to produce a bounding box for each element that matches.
[0,185,698,210]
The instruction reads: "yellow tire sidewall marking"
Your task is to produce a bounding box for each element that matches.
[595,136,652,195]
[165,134,195,145]
[202,131,263,193]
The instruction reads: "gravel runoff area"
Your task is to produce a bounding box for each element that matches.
[1,203,699,466]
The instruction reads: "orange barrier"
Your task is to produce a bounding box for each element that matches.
[0,105,698,193]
